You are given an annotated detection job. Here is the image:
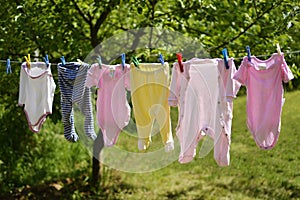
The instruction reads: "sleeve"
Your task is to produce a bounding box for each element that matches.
[168,63,180,107]
[18,64,26,106]
[226,59,241,101]
[85,64,100,88]
[233,58,248,86]
[124,64,131,91]
[281,54,294,83]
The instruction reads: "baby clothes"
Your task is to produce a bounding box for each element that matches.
[233,53,294,149]
[130,63,174,152]
[86,63,131,146]
[18,62,56,133]
[169,58,240,166]
[168,61,190,152]
[178,59,222,163]
[58,62,97,142]
[169,58,222,164]
[215,58,241,166]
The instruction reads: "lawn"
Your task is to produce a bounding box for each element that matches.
[109,89,300,199]
[1,90,299,200]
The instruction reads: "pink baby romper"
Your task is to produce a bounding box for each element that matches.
[233,53,294,149]
[86,63,131,146]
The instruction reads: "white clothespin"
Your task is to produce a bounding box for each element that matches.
[276,43,282,55]
[109,66,115,78]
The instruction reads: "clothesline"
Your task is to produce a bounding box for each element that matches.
[0,50,299,65]
[234,50,300,60]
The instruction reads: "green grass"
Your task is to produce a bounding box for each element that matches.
[109,89,300,199]
[1,90,299,199]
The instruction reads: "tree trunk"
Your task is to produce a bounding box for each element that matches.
[91,129,104,187]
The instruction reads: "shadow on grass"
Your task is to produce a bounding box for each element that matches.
[0,173,136,200]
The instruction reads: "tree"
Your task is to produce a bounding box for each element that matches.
[0,0,299,193]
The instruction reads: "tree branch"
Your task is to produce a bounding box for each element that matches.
[70,0,91,26]
[209,2,282,51]
[94,1,120,31]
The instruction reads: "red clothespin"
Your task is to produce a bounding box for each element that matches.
[176,53,183,72]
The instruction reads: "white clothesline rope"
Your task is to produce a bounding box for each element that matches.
[234,50,300,60]
[0,50,299,65]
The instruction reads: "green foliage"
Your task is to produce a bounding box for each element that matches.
[0,0,299,198]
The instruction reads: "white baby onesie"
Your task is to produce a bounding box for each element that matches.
[18,62,56,133]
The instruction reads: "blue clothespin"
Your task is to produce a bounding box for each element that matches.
[121,53,126,70]
[96,55,102,69]
[6,59,12,74]
[222,48,229,70]
[43,54,49,67]
[60,56,66,66]
[246,46,251,62]
[159,54,164,65]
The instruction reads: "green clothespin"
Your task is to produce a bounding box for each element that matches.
[131,56,139,68]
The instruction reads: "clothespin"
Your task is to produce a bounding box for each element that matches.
[6,59,12,74]
[43,54,49,67]
[77,59,83,65]
[276,43,282,55]
[159,54,165,65]
[60,56,66,66]
[246,46,251,62]
[96,55,102,69]
[24,54,31,68]
[222,48,229,70]
[176,53,184,73]
[121,53,126,71]
[131,56,139,68]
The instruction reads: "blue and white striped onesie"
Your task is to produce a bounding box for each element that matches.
[58,62,97,142]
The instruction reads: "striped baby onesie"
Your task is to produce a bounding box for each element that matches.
[58,62,97,142]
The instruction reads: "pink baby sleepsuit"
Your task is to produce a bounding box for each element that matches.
[169,58,240,166]
[18,62,56,133]
[233,53,294,149]
[168,61,190,143]
[169,59,220,164]
[86,63,131,146]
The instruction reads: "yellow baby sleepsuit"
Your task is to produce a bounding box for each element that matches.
[130,63,174,152]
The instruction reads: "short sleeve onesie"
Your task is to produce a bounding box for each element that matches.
[233,53,294,149]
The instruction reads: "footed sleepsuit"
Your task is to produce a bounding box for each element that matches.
[130,63,174,152]
[58,62,97,142]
